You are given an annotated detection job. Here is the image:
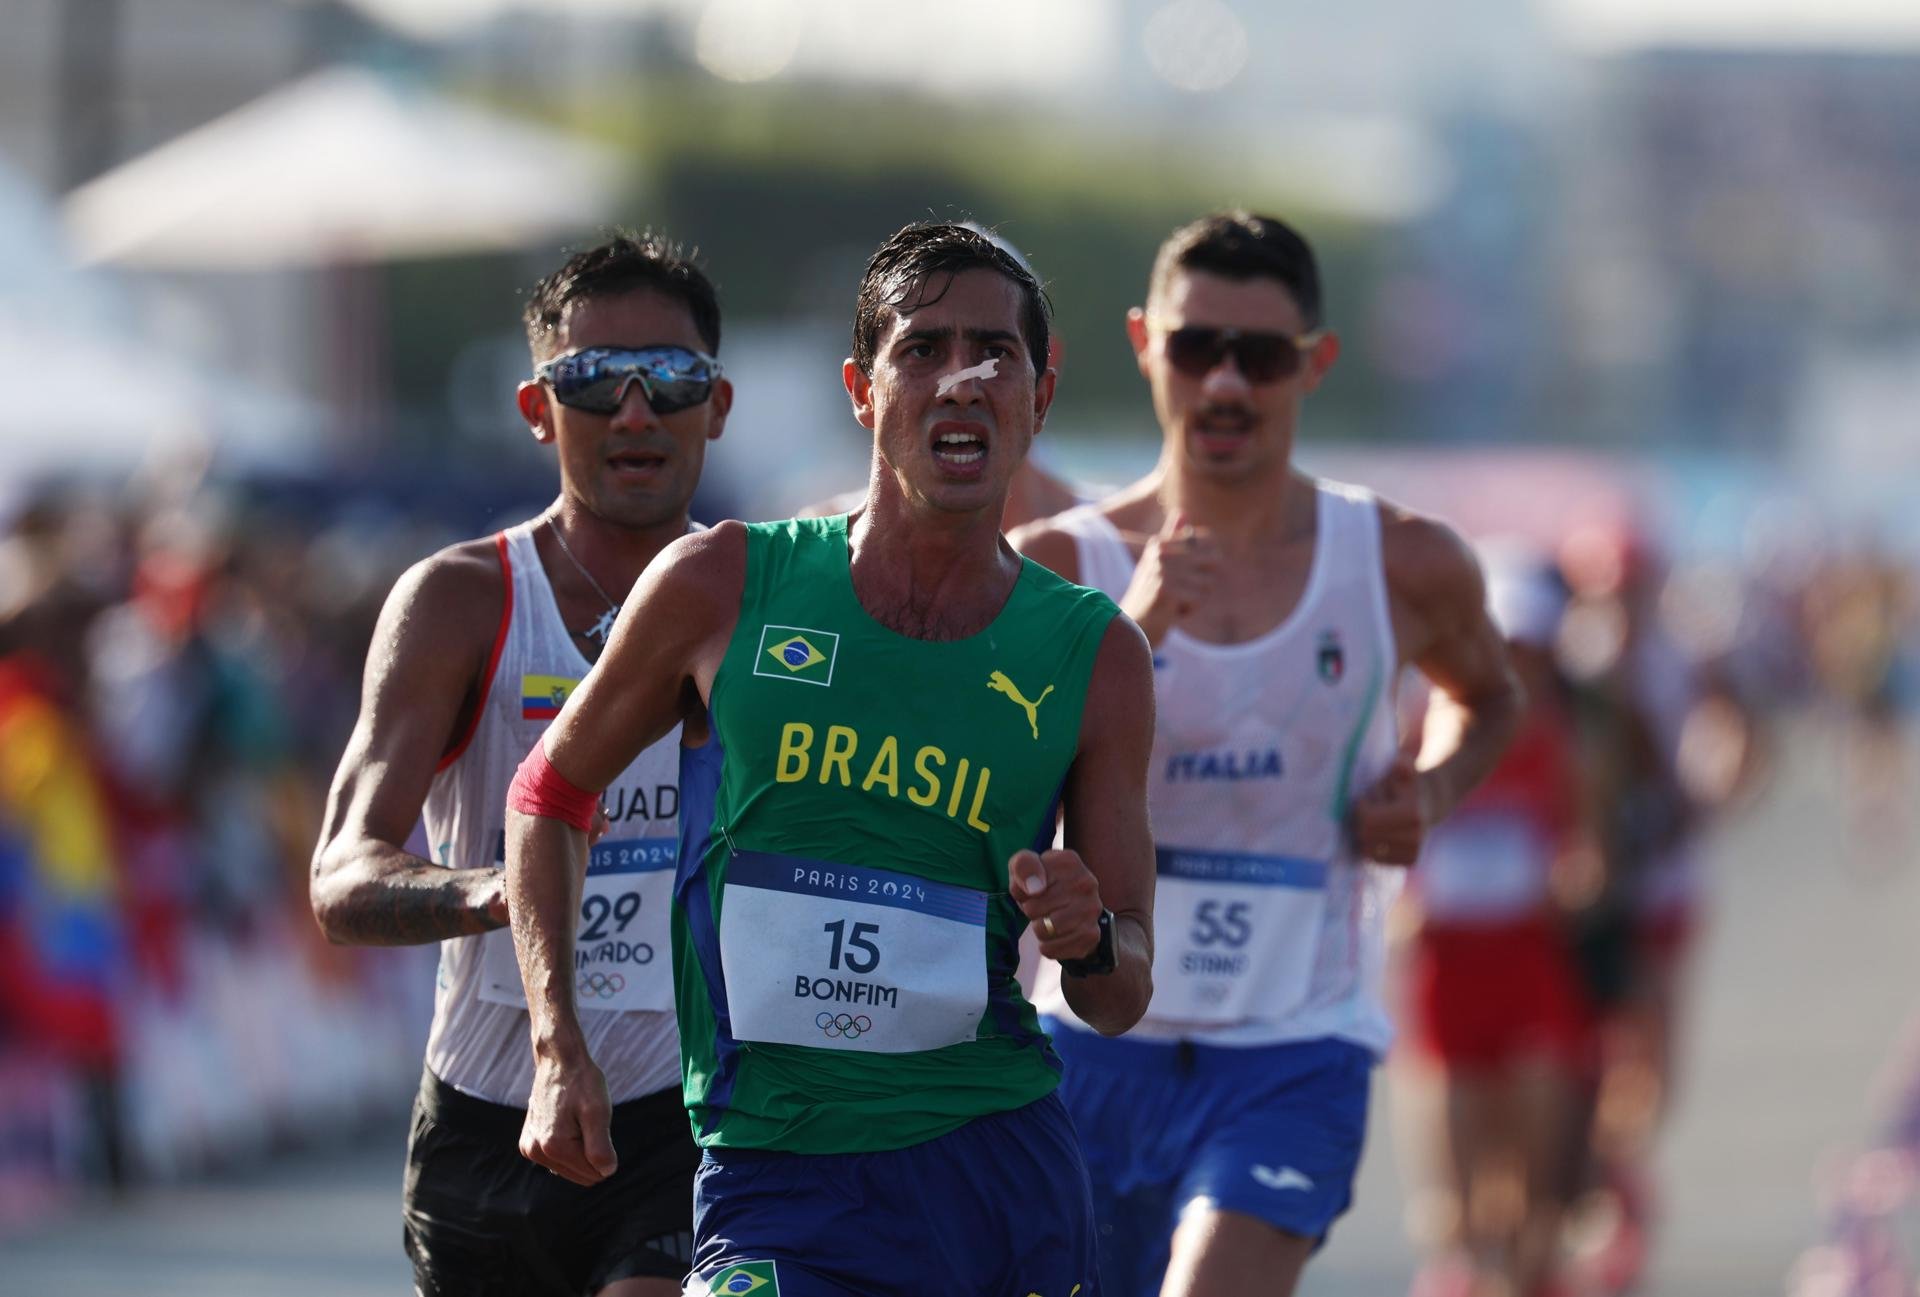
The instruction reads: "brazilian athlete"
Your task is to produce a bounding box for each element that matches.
[505,222,1158,1296]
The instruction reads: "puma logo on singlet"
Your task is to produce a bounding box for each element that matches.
[987,671,1054,740]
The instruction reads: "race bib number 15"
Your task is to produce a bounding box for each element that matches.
[718,851,989,1054]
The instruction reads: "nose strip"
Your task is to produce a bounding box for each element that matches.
[935,357,1000,398]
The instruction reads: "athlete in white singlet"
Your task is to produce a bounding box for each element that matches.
[422,520,683,1101]
[1014,211,1522,1297]
[1037,482,1402,1049]
[310,234,732,1297]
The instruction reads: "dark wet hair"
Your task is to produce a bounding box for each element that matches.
[851,221,1051,377]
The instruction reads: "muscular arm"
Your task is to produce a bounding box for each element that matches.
[507,524,744,1073]
[1386,511,1525,825]
[1055,614,1158,1035]
[310,545,506,946]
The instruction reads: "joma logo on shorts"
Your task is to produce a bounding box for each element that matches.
[1251,1164,1315,1192]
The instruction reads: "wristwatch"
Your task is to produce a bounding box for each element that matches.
[1060,908,1116,978]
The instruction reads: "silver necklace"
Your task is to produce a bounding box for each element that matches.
[547,518,621,644]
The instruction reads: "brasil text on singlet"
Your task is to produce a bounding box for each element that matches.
[674,515,1118,1152]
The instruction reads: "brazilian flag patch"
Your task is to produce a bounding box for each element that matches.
[708,1261,779,1295]
[753,624,839,688]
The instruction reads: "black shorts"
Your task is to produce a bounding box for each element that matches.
[403,1067,699,1296]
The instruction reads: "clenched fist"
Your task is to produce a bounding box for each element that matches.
[520,1054,618,1186]
[1008,848,1104,962]
[1122,510,1221,646]
[1347,723,1431,867]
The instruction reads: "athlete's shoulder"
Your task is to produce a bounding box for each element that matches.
[355,532,512,714]
[1009,483,1150,583]
[655,517,749,597]
[1008,512,1079,583]
[386,532,510,651]
[1368,493,1486,618]
[1017,541,1117,608]
[1015,550,1123,659]
[724,513,849,591]
[417,531,510,584]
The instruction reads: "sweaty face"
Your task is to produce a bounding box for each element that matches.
[851,268,1052,517]
[1139,269,1327,484]
[526,289,729,530]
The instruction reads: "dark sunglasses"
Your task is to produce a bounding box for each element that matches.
[535,345,722,416]
[1155,322,1326,384]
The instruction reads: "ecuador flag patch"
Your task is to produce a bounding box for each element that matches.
[520,674,578,720]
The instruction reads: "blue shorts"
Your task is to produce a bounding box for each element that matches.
[1045,1020,1372,1297]
[687,1092,1099,1297]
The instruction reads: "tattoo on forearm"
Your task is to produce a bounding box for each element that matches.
[322,862,504,946]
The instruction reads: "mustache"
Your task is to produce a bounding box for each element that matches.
[1194,403,1257,429]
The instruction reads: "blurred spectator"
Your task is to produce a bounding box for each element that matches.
[1553,523,1759,1296]
[0,475,448,1227]
[1392,543,1597,1297]
[1801,546,1917,868]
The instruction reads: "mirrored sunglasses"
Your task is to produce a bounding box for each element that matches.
[536,345,722,416]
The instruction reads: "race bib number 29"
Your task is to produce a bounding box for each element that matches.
[478,837,677,1013]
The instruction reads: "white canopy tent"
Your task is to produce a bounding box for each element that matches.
[63,65,617,269]
[0,314,319,478]
[60,66,621,450]
[0,165,318,479]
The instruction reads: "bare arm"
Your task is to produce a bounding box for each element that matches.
[310,544,506,945]
[1359,511,1524,860]
[508,523,743,1184]
[1014,613,1157,1035]
[1395,515,1524,821]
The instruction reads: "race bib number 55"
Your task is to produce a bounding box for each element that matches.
[719,851,989,1054]
[1150,846,1329,1025]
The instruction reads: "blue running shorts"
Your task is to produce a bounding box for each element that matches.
[1044,1019,1372,1297]
[686,1092,1098,1297]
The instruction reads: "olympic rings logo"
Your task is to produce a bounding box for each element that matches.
[578,970,627,999]
[816,1012,872,1040]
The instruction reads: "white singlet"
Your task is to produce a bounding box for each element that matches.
[1035,481,1405,1053]
[1413,811,1555,923]
[420,521,682,1106]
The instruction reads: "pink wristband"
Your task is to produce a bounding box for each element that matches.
[506,741,598,831]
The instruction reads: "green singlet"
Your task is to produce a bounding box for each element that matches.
[671,514,1118,1153]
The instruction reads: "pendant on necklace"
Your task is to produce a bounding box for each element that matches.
[587,607,621,643]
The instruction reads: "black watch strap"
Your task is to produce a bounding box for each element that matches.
[1061,907,1117,977]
